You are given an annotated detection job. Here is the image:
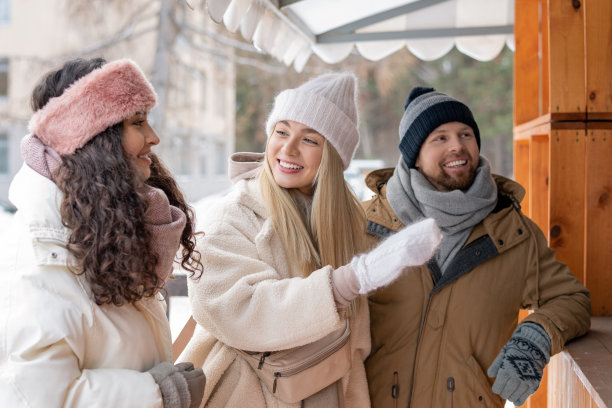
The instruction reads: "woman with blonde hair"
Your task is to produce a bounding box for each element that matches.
[180,72,441,407]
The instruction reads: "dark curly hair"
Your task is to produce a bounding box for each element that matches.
[147,153,202,277]
[32,57,203,306]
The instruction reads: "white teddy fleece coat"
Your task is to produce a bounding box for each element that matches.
[179,178,371,408]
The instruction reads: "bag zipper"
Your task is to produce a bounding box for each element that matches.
[270,329,350,393]
[273,372,281,393]
[258,352,271,369]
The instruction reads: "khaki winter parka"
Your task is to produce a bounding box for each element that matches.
[362,168,590,408]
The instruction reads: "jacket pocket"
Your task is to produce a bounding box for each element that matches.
[466,355,503,407]
[31,236,69,266]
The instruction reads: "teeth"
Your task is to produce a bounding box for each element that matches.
[445,160,466,168]
[279,160,303,170]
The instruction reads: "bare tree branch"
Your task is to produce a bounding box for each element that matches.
[73,26,158,57]
[63,1,159,58]
[179,33,287,75]
[171,12,262,55]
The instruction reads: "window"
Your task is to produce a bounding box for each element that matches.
[215,142,225,175]
[173,135,191,176]
[200,74,207,111]
[169,67,187,109]
[0,0,9,25]
[0,58,8,98]
[198,140,207,176]
[214,87,225,117]
[0,133,9,175]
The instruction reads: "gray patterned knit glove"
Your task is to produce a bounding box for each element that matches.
[487,322,551,406]
[148,362,206,408]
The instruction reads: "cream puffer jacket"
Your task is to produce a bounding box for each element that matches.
[179,178,371,408]
[0,164,172,407]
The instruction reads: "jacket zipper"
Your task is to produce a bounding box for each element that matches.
[270,331,350,391]
[447,376,455,408]
[392,371,399,408]
[407,292,434,407]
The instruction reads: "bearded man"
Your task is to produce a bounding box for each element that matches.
[363,87,590,408]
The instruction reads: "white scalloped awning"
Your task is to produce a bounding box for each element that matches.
[189,0,515,71]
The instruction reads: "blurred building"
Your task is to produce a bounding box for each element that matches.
[0,0,235,203]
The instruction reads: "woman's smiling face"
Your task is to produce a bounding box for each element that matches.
[266,120,325,195]
[121,111,160,181]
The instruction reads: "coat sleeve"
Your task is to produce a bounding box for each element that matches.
[520,217,591,355]
[188,197,343,352]
[1,272,163,408]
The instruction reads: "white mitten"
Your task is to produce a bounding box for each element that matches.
[351,218,441,294]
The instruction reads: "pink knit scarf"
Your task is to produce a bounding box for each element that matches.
[21,134,62,180]
[143,185,187,282]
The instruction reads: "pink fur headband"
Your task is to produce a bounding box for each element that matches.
[28,59,157,155]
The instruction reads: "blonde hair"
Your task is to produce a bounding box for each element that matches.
[258,140,368,276]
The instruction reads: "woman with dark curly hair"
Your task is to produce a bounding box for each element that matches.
[0,58,205,408]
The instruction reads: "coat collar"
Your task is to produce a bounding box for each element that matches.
[10,164,72,266]
[232,178,269,219]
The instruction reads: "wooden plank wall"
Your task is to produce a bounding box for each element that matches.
[585,127,612,316]
[514,0,541,125]
[514,0,612,406]
[548,0,586,120]
[585,1,612,119]
[513,139,531,215]
[549,129,586,283]
[529,134,550,233]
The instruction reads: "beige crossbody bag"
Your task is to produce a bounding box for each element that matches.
[234,319,351,404]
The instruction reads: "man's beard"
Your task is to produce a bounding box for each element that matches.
[425,163,477,192]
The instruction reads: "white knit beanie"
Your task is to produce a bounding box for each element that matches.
[265,72,360,170]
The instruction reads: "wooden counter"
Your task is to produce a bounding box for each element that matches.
[548,316,612,407]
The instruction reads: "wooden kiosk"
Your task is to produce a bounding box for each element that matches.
[514,0,611,406]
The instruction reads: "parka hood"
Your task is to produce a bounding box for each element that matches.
[228,152,264,184]
[9,164,68,238]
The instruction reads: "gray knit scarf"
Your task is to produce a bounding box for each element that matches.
[387,156,498,273]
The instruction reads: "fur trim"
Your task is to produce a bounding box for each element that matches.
[28,59,157,155]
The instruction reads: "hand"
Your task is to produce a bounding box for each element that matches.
[148,362,206,408]
[175,362,206,408]
[351,218,441,294]
[487,322,551,406]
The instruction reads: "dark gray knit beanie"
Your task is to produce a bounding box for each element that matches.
[398,87,480,168]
